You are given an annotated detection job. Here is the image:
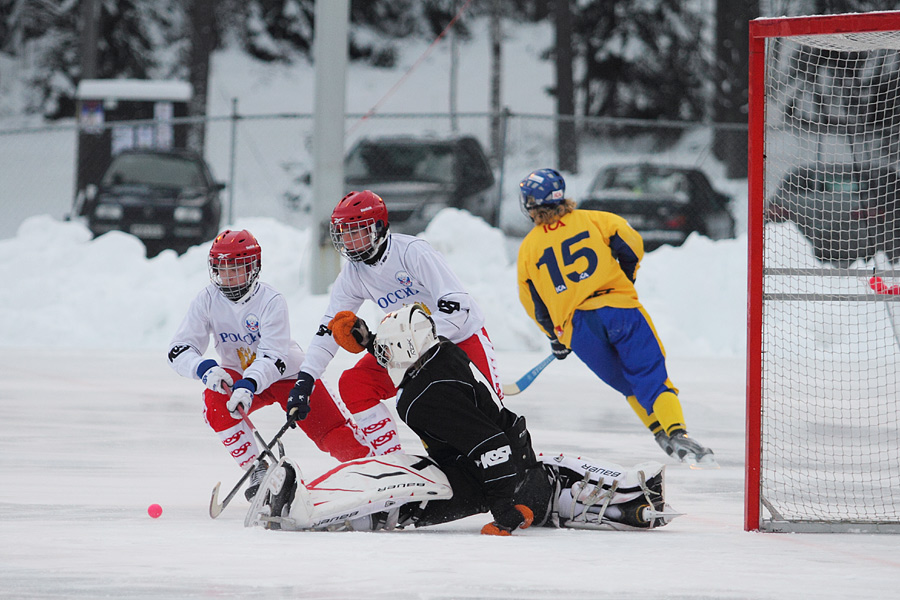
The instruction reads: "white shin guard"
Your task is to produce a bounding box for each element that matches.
[353,403,403,455]
[216,422,261,469]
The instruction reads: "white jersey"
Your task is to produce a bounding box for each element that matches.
[167,281,304,392]
[301,233,486,379]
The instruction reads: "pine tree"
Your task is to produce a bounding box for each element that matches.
[7,0,185,119]
[575,0,709,121]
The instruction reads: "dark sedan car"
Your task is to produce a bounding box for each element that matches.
[578,163,736,251]
[283,136,498,234]
[79,149,224,257]
[342,135,498,234]
[764,163,899,265]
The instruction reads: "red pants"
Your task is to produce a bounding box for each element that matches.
[339,328,503,413]
[203,370,369,462]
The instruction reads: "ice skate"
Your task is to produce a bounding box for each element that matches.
[613,463,682,528]
[656,430,719,469]
[551,458,681,531]
[243,459,269,501]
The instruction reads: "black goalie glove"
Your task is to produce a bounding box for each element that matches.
[287,372,314,427]
[481,503,534,536]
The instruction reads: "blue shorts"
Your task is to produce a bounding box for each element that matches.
[569,306,674,413]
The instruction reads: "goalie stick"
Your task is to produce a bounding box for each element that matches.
[209,409,291,519]
[502,353,555,396]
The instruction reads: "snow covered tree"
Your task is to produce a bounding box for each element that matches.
[7,0,185,119]
[574,0,710,121]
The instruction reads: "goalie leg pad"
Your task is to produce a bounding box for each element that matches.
[540,453,679,530]
[246,454,453,531]
[301,454,452,530]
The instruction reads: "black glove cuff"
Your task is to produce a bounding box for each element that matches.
[294,372,314,394]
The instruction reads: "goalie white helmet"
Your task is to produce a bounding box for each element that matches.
[374,303,439,386]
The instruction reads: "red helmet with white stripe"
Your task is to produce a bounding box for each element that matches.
[329,190,389,262]
[208,229,262,302]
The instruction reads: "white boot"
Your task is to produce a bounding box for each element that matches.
[353,403,403,455]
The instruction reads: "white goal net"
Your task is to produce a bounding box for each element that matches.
[748,13,900,533]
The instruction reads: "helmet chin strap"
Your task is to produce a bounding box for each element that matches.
[362,230,389,265]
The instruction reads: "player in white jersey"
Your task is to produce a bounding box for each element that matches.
[285,191,503,454]
[167,229,371,500]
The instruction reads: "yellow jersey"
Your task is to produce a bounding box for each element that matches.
[517,209,644,347]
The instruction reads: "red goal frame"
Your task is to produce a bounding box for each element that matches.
[745,10,900,532]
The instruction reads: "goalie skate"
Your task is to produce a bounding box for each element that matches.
[542,455,681,530]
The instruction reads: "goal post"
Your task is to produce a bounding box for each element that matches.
[747,11,900,533]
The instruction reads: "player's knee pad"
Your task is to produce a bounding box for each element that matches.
[338,365,395,414]
[315,423,372,461]
[204,390,239,431]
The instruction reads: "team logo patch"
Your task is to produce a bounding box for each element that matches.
[480,445,511,468]
[396,271,413,287]
[245,314,259,333]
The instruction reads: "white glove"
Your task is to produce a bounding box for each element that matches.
[226,379,256,419]
[200,363,233,394]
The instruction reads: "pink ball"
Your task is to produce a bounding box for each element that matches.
[147,503,163,519]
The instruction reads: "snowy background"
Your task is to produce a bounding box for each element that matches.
[2,16,899,600]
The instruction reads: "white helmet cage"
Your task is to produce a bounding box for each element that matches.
[208,254,260,302]
[374,303,439,386]
[330,218,387,262]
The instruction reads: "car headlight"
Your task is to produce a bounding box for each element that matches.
[174,206,204,223]
[94,203,123,219]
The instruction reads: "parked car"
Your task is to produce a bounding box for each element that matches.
[578,163,736,251]
[79,149,224,257]
[284,136,498,234]
[764,163,899,265]
[343,135,499,233]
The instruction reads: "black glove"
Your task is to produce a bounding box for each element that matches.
[550,339,571,360]
[481,503,534,536]
[287,372,314,427]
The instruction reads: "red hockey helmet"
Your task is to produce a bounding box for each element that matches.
[329,190,390,262]
[208,229,262,301]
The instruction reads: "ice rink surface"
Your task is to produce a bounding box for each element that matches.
[3,348,899,600]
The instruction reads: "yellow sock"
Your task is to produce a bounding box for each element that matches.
[651,391,687,436]
[627,395,663,435]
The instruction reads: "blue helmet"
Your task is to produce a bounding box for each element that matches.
[519,168,566,211]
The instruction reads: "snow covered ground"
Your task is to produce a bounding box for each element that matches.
[2,14,899,600]
[3,349,899,599]
[1,211,899,599]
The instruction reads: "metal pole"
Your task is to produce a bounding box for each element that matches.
[228,98,238,226]
[80,0,99,80]
[489,0,502,166]
[310,0,349,294]
[496,107,510,215]
[450,2,459,134]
